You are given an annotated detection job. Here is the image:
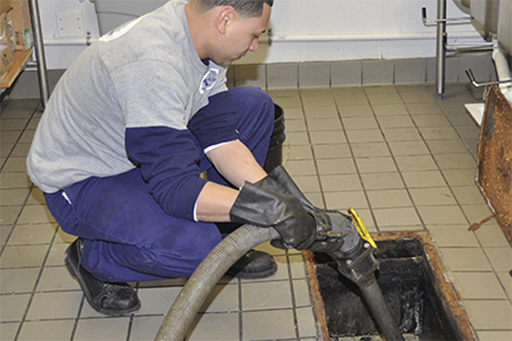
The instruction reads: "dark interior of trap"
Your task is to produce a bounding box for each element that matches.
[307,232,476,341]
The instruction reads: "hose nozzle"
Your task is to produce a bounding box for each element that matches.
[325,209,405,341]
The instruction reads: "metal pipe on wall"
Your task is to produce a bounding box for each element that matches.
[28,0,50,108]
[43,32,482,47]
[44,38,98,46]
[261,31,480,44]
[436,0,447,100]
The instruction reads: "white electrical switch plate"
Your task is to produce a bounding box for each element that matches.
[56,10,84,38]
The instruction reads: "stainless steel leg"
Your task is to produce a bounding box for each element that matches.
[436,0,447,99]
[28,0,50,108]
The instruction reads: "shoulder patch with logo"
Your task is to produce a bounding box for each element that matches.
[199,68,219,94]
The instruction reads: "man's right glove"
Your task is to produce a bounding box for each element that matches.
[229,178,317,250]
[262,166,351,253]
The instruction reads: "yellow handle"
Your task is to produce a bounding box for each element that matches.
[348,208,378,250]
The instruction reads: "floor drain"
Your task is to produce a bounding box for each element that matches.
[305,231,476,340]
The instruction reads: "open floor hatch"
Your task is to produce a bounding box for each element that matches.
[305,231,476,341]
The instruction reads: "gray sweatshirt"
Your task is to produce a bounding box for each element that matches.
[27,0,227,196]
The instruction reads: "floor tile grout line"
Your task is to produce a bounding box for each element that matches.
[363,86,433,233]
[285,249,301,340]
[125,312,135,341]
[359,87,420,231]
[13,221,59,341]
[4,89,512,338]
[479,246,512,307]
[0,105,42,256]
[69,295,86,341]
[296,89,326,211]
[0,102,41,173]
[432,94,497,234]
[422,87,479,162]
[398,95,455,181]
[410,100,494,233]
[398,93,480,226]
[332,88,381,232]
[0,184,37,258]
[238,275,243,341]
[1,285,82,295]
[397,87,512,308]
[0,100,84,341]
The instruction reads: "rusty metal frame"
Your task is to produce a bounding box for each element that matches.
[476,85,512,246]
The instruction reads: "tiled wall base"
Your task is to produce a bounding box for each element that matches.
[4,54,495,100]
[228,54,496,90]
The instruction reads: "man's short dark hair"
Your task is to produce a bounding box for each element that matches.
[200,0,274,17]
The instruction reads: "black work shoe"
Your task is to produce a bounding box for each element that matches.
[226,250,277,279]
[65,238,141,316]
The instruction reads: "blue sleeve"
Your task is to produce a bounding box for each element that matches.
[125,126,207,221]
[188,91,239,150]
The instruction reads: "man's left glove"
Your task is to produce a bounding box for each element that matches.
[229,177,317,250]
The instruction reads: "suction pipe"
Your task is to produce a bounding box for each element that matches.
[359,275,405,341]
[155,223,403,340]
[154,224,279,341]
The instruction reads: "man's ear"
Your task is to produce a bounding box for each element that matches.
[216,6,236,34]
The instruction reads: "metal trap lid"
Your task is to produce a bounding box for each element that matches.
[477,85,512,246]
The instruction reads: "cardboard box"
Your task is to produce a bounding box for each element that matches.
[0,1,12,14]
[0,10,14,82]
[7,0,32,50]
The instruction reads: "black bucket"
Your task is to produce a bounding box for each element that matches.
[264,104,286,173]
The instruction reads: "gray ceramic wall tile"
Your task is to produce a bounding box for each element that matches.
[233,64,266,88]
[457,53,495,84]
[8,54,501,99]
[395,58,427,84]
[429,56,459,85]
[299,63,330,88]
[267,63,298,89]
[226,66,235,88]
[426,57,437,84]
[445,56,461,83]
[331,60,362,86]
[362,59,395,85]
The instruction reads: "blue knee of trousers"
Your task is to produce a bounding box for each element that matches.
[83,221,222,282]
[231,87,275,133]
[230,87,275,165]
[138,222,222,278]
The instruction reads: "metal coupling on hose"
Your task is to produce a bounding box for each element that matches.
[334,241,379,286]
[328,208,379,286]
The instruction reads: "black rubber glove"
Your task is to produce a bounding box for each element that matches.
[229,179,317,250]
[263,166,350,253]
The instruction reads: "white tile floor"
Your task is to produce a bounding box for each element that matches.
[1,84,511,340]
